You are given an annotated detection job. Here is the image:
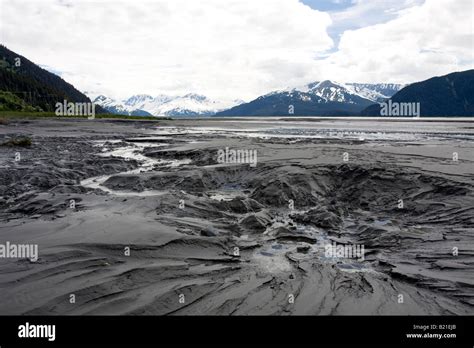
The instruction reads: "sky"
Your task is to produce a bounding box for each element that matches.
[0,0,473,102]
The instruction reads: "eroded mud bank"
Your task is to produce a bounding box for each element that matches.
[0,118,473,315]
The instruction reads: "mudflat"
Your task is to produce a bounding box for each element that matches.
[0,117,473,315]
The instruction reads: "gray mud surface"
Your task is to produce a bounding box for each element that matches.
[0,118,473,315]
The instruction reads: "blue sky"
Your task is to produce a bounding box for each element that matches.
[301,0,355,49]
[301,0,427,48]
[301,0,354,12]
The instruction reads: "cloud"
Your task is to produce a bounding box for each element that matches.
[0,0,333,100]
[0,0,472,100]
[327,0,425,39]
[320,0,474,83]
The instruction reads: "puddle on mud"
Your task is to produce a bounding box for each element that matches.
[253,242,294,273]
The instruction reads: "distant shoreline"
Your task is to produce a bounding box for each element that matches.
[209,116,474,122]
[1,112,473,123]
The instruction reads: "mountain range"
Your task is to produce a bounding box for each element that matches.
[1,45,473,117]
[92,93,244,117]
[216,81,404,116]
[361,70,474,117]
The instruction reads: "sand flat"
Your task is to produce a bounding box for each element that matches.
[0,117,473,315]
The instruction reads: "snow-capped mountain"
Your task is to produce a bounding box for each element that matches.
[92,95,152,116]
[93,93,242,117]
[284,80,405,103]
[217,80,405,116]
[346,83,406,103]
[91,81,404,117]
[144,93,240,116]
[123,94,155,107]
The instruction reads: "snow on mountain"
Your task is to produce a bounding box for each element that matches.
[92,95,149,116]
[91,81,403,117]
[154,94,240,116]
[123,94,155,107]
[92,93,242,117]
[346,83,406,103]
[279,80,405,104]
[308,80,367,104]
[216,80,405,116]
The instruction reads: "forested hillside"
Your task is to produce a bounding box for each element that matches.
[0,45,106,113]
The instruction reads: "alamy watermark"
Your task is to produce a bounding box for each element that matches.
[18,322,55,341]
[217,147,258,167]
[55,100,95,119]
[380,100,420,117]
[0,241,38,262]
[325,242,365,261]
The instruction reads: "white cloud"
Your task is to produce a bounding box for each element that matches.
[0,0,333,100]
[0,0,472,100]
[320,0,474,83]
